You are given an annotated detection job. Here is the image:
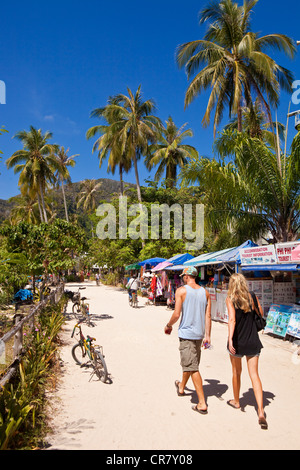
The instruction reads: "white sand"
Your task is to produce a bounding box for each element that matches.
[46,282,300,450]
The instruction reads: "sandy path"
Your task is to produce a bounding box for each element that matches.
[46,282,300,450]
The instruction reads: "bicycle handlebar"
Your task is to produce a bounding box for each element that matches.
[86,335,96,342]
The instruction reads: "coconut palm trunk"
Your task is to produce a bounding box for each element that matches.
[61,176,69,222]
[39,179,48,223]
[36,193,44,222]
[133,152,142,203]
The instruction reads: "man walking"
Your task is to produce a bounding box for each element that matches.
[164,266,211,414]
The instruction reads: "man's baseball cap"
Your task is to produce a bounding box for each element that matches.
[180,266,198,277]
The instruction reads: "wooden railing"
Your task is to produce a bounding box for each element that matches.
[0,283,64,388]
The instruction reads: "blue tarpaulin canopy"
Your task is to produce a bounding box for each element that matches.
[183,247,234,267]
[183,240,257,267]
[212,240,258,264]
[138,257,166,267]
[166,253,194,265]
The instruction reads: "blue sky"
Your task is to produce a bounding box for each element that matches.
[0,0,299,200]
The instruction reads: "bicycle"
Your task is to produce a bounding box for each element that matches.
[128,290,138,308]
[71,320,108,383]
[74,295,92,325]
[64,287,91,324]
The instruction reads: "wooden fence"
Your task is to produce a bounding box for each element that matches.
[0,283,65,388]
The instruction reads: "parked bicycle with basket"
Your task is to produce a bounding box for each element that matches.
[64,286,92,325]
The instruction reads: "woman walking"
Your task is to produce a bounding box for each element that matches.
[226,273,267,429]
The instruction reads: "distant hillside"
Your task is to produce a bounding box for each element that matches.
[0,178,136,224]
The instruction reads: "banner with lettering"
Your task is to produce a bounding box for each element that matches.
[239,245,277,266]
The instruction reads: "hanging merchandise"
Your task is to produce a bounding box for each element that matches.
[156,277,163,297]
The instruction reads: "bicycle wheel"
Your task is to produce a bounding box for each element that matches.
[132,293,138,308]
[72,302,81,316]
[72,343,86,365]
[93,349,108,383]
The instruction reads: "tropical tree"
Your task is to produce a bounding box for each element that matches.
[214,99,286,155]
[10,195,41,224]
[0,126,8,173]
[94,86,161,203]
[145,116,199,188]
[77,179,102,213]
[176,0,295,135]
[180,130,300,243]
[6,127,59,223]
[55,146,78,222]
[86,99,132,196]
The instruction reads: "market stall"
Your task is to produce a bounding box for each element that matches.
[183,240,258,322]
[147,253,195,307]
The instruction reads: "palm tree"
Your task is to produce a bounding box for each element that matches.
[86,99,132,196]
[145,116,199,188]
[180,130,300,243]
[214,99,286,155]
[10,195,41,224]
[77,179,102,213]
[97,86,162,203]
[176,0,295,135]
[6,126,58,223]
[55,146,78,222]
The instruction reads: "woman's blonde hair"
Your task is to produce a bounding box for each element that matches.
[227,273,251,312]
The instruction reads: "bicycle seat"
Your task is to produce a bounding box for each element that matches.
[79,287,86,290]
[81,296,87,301]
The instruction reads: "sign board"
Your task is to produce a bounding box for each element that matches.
[239,245,277,266]
[275,241,300,263]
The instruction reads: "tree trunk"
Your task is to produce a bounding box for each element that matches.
[119,163,124,196]
[37,193,44,223]
[61,177,69,222]
[133,152,142,203]
[237,104,243,132]
[39,180,48,223]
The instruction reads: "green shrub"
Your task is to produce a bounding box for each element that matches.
[0,300,65,449]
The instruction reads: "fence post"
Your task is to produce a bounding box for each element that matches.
[13,314,23,360]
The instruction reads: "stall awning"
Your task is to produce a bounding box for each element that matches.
[125,263,141,271]
[241,264,300,272]
[138,257,166,267]
[152,253,195,272]
[183,247,234,267]
[167,253,194,265]
[215,240,258,264]
[152,261,173,272]
[183,241,257,267]
[165,264,187,271]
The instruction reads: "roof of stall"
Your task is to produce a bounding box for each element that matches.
[125,263,141,271]
[183,240,257,267]
[138,257,166,267]
[152,253,194,272]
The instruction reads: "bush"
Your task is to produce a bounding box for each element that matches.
[0,300,65,450]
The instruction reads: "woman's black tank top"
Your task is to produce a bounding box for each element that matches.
[231,293,263,356]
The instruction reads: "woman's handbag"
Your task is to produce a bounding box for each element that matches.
[250,291,266,332]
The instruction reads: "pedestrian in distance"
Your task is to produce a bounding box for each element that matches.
[164,266,211,415]
[226,273,268,430]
